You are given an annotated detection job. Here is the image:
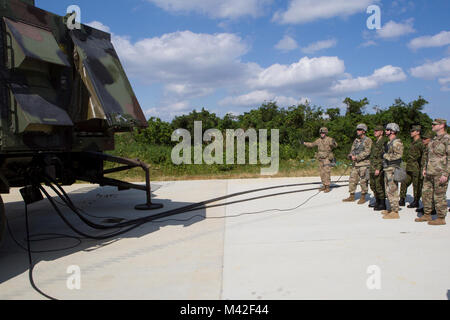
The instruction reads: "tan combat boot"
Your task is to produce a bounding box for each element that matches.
[381,210,391,216]
[415,214,433,223]
[324,186,331,193]
[383,211,400,220]
[319,186,327,192]
[357,194,367,205]
[428,218,446,226]
[342,194,355,202]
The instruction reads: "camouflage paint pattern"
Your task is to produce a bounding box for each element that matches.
[4,17,70,68]
[70,27,147,128]
[0,0,147,154]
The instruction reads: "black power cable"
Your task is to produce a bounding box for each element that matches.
[44,174,350,230]
[20,167,350,300]
[24,203,57,300]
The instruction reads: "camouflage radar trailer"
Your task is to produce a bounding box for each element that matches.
[0,0,163,244]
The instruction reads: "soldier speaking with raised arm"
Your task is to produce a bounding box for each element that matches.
[304,127,338,193]
[416,119,449,226]
[382,123,404,220]
[343,124,373,204]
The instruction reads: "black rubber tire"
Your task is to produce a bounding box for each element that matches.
[0,196,5,246]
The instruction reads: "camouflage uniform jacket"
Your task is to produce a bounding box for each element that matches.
[370,136,387,173]
[422,133,450,177]
[305,137,337,161]
[383,138,404,171]
[405,138,425,173]
[350,136,373,167]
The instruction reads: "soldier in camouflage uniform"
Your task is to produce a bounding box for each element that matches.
[399,125,425,208]
[343,124,373,204]
[416,131,437,215]
[369,125,387,211]
[382,123,404,220]
[304,127,338,193]
[416,119,449,226]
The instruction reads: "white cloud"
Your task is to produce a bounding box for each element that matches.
[410,57,450,91]
[275,35,298,52]
[408,30,450,50]
[331,65,407,94]
[146,0,272,19]
[390,0,415,14]
[249,56,345,92]
[376,19,415,39]
[112,30,257,98]
[438,77,450,85]
[111,30,347,115]
[219,90,307,107]
[301,39,337,54]
[410,57,450,79]
[86,21,111,33]
[360,40,377,48]
[273,0,377,24]
[145,104,191,120]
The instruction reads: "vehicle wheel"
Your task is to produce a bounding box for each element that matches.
[0,196,5,245]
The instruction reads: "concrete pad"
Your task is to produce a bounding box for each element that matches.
[0,177,449,300]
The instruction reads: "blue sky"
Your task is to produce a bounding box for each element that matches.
[38,0,450,121]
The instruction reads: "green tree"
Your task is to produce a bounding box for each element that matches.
[344,97,369,116]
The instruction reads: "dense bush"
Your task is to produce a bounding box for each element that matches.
[113,96,437,166]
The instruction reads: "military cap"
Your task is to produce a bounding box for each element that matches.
[432,119,447,126]
[356,124,368,132]
[410,125,422,132]
[374,125,384,132]
[422,131,436,140]
[319,127,329,134]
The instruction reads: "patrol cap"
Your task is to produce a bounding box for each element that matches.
[374,125,384,132]
[356,124,368,132]
[422,131,436,140]
[410,125,422,132]
[320,127,329,134]
[432,119,447,126]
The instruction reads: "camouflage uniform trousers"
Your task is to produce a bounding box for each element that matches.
[349,166,369,194]
[400,171,423,200]
[319,159,332,187]
[384,169,400,212]
[422,175,449,219]
[370,171,386,199]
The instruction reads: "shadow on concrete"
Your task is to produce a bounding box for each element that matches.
[0,184,206,284]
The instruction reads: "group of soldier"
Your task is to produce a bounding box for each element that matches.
[304,119,449,226]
